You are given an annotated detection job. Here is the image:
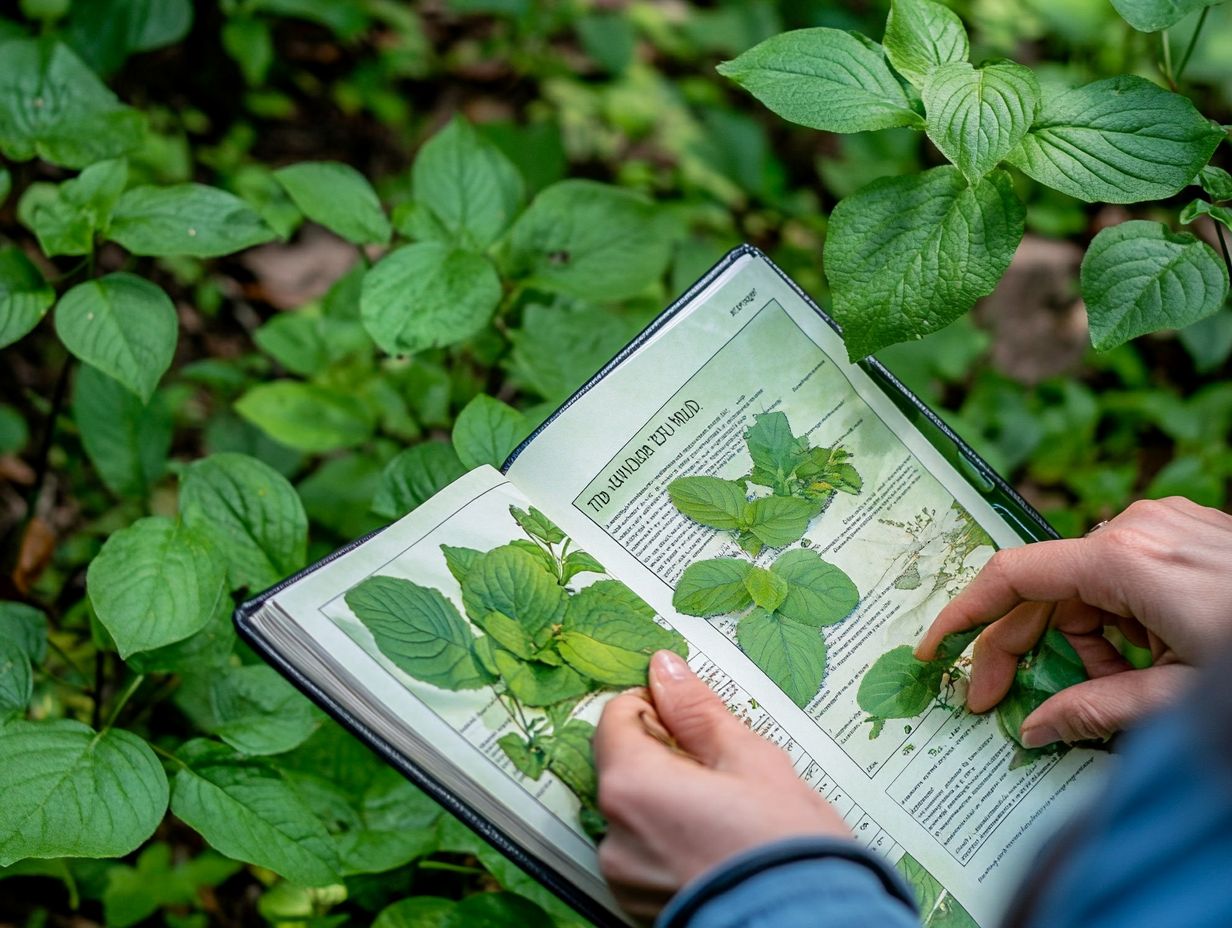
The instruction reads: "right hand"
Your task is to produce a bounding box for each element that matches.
[916,497,1232,749]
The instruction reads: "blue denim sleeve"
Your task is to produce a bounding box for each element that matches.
[656,837,919,928]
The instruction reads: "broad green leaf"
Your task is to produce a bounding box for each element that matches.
[373,897,455,928]
[673,558,754,616]
[0,601,49,664]
[743,411,808,489]
[361,242,501,355]
[372,442,467,519]
[452,395,530,470]
[1080,220,1229,350]
[72,364,172,499]
[101,844,239,928]
[108,184,278,257]
[336,768,442,875]
[274,161,391,245]
[0,38,145,168]
[235,381,376,452]
[1109,0,1221,31]
[856,646,944,718]
[443,892,552,928]
[934,626,982,663]
[743,566,789,611]
[1199,165,1232,202]
[505,301,643,401]
[297,453,385,539]
[253,311,372,377]
[716,29,922,134]
[744,495,814,548]
[770,549,860,626]
[883,0,969,88]
[668,475,748,530]
[17,158,127,257]
[1180,198,1232,230]
[559,581,685,686]
[126,600,237,675]
[545,719,598,804]
[472,609,537,660]
[737,607,827,708]
[509,505,565,544]
[997,630,1086,750]
[561,549,605,584]
[0,639,32,720]
[923,61,1039,181]
[473,635,502,676]
[0,720,168,865]
[171,740,340,886]
[0,404,26,454]
[503,179,673,300]
[825,166,1024,359]
[87,516,227,658]
[0,247,54,349]
[412,116,525,250]
[345,575,492,690]
[54,273,177,403]
[499,733,549,779]
[180,452,308,591]
[461,546,568,648]
[441,544,482,586]
[492,649,591,707]
[1005,77,1224,204]
[64,0,192,75]
[176,665,321,755]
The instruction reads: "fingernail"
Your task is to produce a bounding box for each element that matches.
[1021,724,1060,749]
[652,650,689,682]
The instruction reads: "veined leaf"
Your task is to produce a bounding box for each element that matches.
[274,161,390,245]
[561,549,605,584]
[0,247,54,350]
[492,650,591,707]
[923,61,1039,181]
[667,476,748,531]
[1180,199,1232,231]
[461,546,568,648]
[109,184,277,257]
[546,719,599,803]
[770,549,860,626]
[883,0,969,88]
[176,665,321,756]
[63,0,193,76]
[744,495,814,548]
[510,505,565,545]
[737,608,827,708]
[997,629,1086,750]
[0,601,49,664]
[743,566,789,611]
[17,158,127,257]
[73,364,172,500]
[441,545,483,586]
[672,558,754,617]
[452,395,530,470]
[373,897,456,928]
[559,581,686,686]
[499,733,549,780]
[253,311,371,377]
[856,645,945,718]
[0,639,32,721]
[235,381,376,452]
[1109,0,1222,32]
[743,411,807,485]
[372,443,467,519]
[1198,165,1232,202]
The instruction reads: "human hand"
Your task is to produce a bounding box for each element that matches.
[916,497,1232,749]
[594,649,849,923]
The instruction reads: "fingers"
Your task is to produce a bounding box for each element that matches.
[647,650,755,768]
[593,688,665,774]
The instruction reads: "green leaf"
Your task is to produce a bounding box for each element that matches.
[856,645,944,718]
[0,601,49,664]
[87,516,228,658]
[345,575,492,690]
[1109,0,1221,32]
[737,607,827,708]
[126,600,237,675]
[545,719,598,804]
[0,720,168,865]
[509,505,565,545]
[673,558,754,616]
[17,158,127,257]
[743,411,807,487]
[108,184,278,257]
[0,404,26,455]
[505,301,643,401]
[235,381,376,453]
[825,165,1024,359]
[443,892,552,928]
[373,897,455,928]
[0,166,9,205]
[498,733,548,780]
[743,566,789,611]
[452,395,530,470]
[1080,220,1229,350]
[253,311,372,377]
[1199,165,1232,202]
[372,443,467,519]
[180,452,308,592]
[63,0,192,75]
[561,549,605,584]
[744,496,814,548]
[176,665,321,755]
[441,544,483,586]
[170,741,340,886]
[1180,198,1232,230]
[503,179,674,300]
[1005,76,1224,204]
[0,247,54,349]
[883,0,969,88]
[0,38,145,168]
[923,61,1039,181]
[412,116,525,250]
[361,242,501,355]
[668,475,748,530]
[274,161,391,245]
[492,649,591,707]
[461,546,568,649]
[558,581,685,686]
[72,363,172,499]
[101,844,239,928]
[336,769,442,875]
[997,629,1086,749]
[770,549,860,626]
[0,638,32,721]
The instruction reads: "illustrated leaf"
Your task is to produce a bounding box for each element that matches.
[180,452,308,591]
[883,0,969,88]
[509,505,566,545]
[1080,220,1229,350]
[743,566,789,612]
[17,158,127,257]
[923,61,1040,182]
[0,720,168,866]
[87,516,228,658]
[361,242,501,355]
[492,649,591,707]
[716,29,922,133]
[345,575,493,691]
[452,395,530,470]
[672,558,754,616]
[372,443,467,519]
[54,273,177,403]
[274,161,391,245]
[744,496,815,548]
[743,411,807,486]
[856,646,945,718]
[1198,165,1232,202]
[461,546,568,649]
[667,476,748,530]
[441,544,483,586]
[412,116,525,250]
[176,665,321,755]
[1005,76,1224,204]
[0,639,32,721]
[770,549,860,626]
[737,608,828,708]
[0,601,49,664]
[561,549,605,584]
[545,719,599,804]
[498,733,548,780]
[559,581,686,686]
[471,609,537,660]
[108,184,278,257]
[1109,0,1222,32]
[72,364,172,499]
[235,381,376,452]
[825,165,1024,359]
[0,247,55,350]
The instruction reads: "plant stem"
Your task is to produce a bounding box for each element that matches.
[101,673,145,732]
[1175,7,1210,84]
[1215,221,1232,280]
[150,742,189,769]
[1161,29,1177,89]
[417,860,485,875]
[91,650,105,729]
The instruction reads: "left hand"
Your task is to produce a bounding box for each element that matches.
[594,650,850,923]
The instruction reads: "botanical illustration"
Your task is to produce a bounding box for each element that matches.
[668,411,861,707]
[344,505,687,838]
[897,853,979,928]
[883,502,995,598]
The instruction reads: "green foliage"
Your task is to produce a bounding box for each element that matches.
[0,247,54,348]
[883,0,969,88]
[108,184,277,256]
[274,161,391,245]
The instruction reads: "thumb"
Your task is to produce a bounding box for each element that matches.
[647,650,750,767]
[1020,663,1196,748]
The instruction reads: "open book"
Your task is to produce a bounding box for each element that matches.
[237,246,1108,928]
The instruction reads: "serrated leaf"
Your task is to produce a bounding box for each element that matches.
[667,475,748,531]
[274,161,390,245]
[744,495,814,548]
[372,443,467,519]
[180,452,308,592]
[561,549,605,584]
[509,505,565,545]
[1109,0,1221,32]
[54,273,177,403]
[361,242,501,356]
[743,566,789,611]
[770,549,860,626]
[856,646,945,718]
[545,719,598,804]
[716,29,922,133]
[108,183,277,257]
[441,544,482,586]
[492,649,591,707]
[826,165,1024,359]
[17,158,127,257]
[452,395,529,470]
[0,720,168,865]
[87,516,228,658]
[883,0,969,88]
[1199,165,1232,202]
[73,364,172,499]
[1080,220,1229,350]
[1006,76,1224,204]
[176,665,321,755]
[235,381,376,453]
[743,411,807,486]
[737,607,827,708]
[461,546,568,650]
[345,575,492,691]
[559,581,685,686]
[673,558,754,616]
[0,247,54,350]
[923,61,1039,181]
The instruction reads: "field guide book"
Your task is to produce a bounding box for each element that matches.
[236,245,1109,928]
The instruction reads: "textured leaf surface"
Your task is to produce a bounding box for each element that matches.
[1199,165,1232,202]
[274,161,390,245]
[771,549,860,626]
[235,381,375,452]
[743,566,789,611]
[452,395,529,470]
[743,411,806,485]
[0,247,55,349]
[738,608,827,708]
[509,505,565,544]
[857,646,945,718]
[745,496,814,547]
[372,443,467,519]
[18,158,127,257]
[0,638,32,721]
[673,558,753,616]
[883,0,969,87]
[0,601,49,664]
[997,630,1087,749]
[73,364,171,499]
[492,649,591,707]
[1109,0,1221,31]
[109,184,277,256]
[668,476,747,530]
[176,665,321,755]
[461,546,567,648]
[923,61,1039,181]
[545,720,599,804]
[559,581,685,686]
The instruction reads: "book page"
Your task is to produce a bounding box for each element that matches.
[506,254,1109,927]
